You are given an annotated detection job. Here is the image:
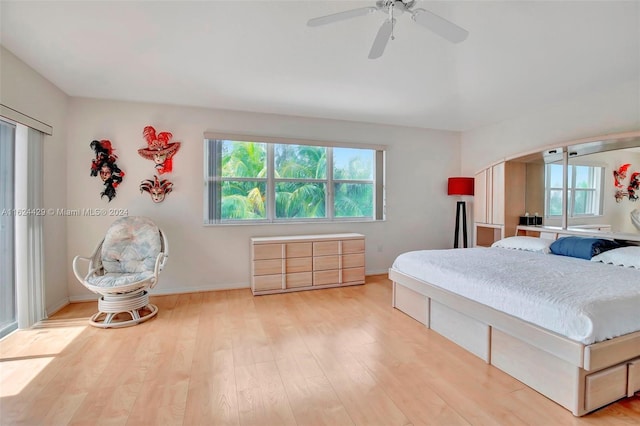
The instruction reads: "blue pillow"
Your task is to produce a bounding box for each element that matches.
[549,237,621,260]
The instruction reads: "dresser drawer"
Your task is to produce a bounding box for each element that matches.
[253,259,283,276]
[314,270,339,286]
[313,255,339,271]
[342,238,364,254]
[285,257,312,273]
[286,242,312,258]
[342,267,365,284]
[313,241,339,256]
[253,243,283,260]
[342,253,364,269]
[253,274,283,291]
[286,272,313,288]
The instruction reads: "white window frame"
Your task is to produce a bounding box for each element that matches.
[204,133,385,225]
[545,163,604,218]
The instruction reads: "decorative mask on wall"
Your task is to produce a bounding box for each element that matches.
[140,175,173,203]
[137,126,181,174]
[614,164,639,202]
[629,172,640,201]
[90,139,124,202]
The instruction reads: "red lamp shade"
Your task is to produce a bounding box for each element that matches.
[448,177,475,196]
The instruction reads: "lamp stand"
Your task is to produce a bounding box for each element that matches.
[454,200,468,248]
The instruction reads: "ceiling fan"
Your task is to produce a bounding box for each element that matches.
[307,0,469,59]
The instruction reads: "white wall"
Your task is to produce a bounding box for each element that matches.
[66,98,461,300]
[0,46,70,315]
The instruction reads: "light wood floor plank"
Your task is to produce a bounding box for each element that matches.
[276,355,354,426]
[1,274,638,425]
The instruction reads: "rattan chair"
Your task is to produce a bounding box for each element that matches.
[72,216,168,328]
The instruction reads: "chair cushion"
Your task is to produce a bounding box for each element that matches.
[101,216,161,274]
[86,271,155,288]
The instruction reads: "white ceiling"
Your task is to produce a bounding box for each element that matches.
[1,0,638,132]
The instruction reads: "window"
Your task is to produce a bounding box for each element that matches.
[0,114,47,334]
[205,137,385,224]
[545,163,604,217]
[0,120,16,339]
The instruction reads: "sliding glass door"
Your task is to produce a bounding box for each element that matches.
[0,120,16,338]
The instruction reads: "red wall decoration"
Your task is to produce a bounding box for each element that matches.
[138,126,180,203]
[137,126,181,174]
[140,175,174,203]
[614,163,639,202]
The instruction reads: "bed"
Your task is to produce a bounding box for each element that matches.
[389,237,640,416]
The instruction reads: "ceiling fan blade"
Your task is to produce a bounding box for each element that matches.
[307,7,377,27]
[368,19,394,59]
[411,9,469,43]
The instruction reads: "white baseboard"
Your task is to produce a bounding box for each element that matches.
[366,269,390,276]
[46,297,71,317]
[68,281,249,302]
[69,294,99,303]
[66,273,387,304]
[150,281,250,295]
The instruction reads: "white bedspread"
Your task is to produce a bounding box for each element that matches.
[392,248,640,344]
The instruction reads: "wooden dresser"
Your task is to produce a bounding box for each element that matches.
[250,233,365,295]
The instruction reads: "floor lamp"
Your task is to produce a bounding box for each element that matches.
[448,177,475,248]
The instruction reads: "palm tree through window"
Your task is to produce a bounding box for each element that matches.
[205,138,384,224]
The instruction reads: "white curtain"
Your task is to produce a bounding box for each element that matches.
[15,124,46,328]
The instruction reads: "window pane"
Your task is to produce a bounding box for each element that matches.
[221,181,266,219]
[549,164,564,188]
[275,182,326,218]
[548,189,563,216]
[275,144,326,179]
[545,164,603,217]
[334,183,373,218]
[221,140,266,178]
[573,189,599,216]
[0,121,16,338]
[333,148,374,180]
[573,189,589,215]
[574,165,591,189]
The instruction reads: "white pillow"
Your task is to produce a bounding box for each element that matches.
[591,246,640,268]
[491,236,553,254]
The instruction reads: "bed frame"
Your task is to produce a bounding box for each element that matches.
[389,266,640,416]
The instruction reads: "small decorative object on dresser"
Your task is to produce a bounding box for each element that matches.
[250,233,365,295]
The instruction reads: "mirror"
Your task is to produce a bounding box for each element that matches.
[517,133,640,234]
[567,147,640,233]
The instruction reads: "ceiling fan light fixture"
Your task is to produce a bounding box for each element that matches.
[308,0,469,59]
[376,0,415,13]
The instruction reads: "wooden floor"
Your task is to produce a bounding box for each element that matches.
[1,275,638,426]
